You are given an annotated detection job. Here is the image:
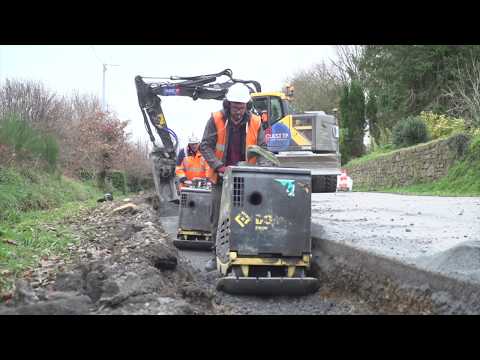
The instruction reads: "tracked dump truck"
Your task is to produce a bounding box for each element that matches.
[251,89,341,193]
[174,178,213,250]
[216,165,320,296]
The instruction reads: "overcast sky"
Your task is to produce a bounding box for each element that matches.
[0,45,338,148]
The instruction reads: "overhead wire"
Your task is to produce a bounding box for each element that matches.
[90,45,103,64]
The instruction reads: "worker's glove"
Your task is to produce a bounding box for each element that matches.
[184,180,193,186]
[216,166,226,175]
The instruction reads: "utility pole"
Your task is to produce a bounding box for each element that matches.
[102,63,119,112]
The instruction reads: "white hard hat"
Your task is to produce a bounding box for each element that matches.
[188,134,200,144]
[226,83,251,103]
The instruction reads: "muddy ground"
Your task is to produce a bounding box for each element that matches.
[0,193,379,315]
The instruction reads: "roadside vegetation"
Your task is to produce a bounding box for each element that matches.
[287,46,480,194]
[0,193,100,292]
[0,80,155,294]
[352,134,480,196]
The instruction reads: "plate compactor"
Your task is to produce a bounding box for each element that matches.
[174,178,213,250]
[215,165,320,296]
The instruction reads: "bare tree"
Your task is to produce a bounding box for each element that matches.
[286,61,343,113]
[330,45,365,84]
[0,78,153,186]
[444,56,480,129]
[0,79,57,126]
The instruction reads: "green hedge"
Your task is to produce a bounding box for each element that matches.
[0,113,59,172]
[392,116,430,148]
[109,171,127,194]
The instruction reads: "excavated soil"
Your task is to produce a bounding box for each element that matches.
[0,194,225,315]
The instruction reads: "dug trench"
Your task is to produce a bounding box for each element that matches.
[157,196,480,315]
[1,192,474,314]
[0,192,375,314]
[311,228,480,315]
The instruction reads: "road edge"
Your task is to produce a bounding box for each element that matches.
[311,223,480,314]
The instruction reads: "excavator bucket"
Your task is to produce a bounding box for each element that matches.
[217,276,320,296]
[150,149,179,203]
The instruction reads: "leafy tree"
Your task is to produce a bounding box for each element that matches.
[359,45,480,136]
[366,94,379,144]
[339,80,366,163]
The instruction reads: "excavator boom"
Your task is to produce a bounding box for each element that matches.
[134,69,261,204]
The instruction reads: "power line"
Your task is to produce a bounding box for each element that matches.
[90,45,103,64]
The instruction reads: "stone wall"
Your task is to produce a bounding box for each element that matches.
[345,135,469,189]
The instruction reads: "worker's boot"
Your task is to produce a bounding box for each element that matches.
[204,257,217,272]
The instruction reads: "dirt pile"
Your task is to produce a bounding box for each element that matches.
[415,240,480,283]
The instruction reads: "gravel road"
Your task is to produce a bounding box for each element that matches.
[311,192,480,265]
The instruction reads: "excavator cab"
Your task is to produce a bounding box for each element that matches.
[251,92,289,129]
[251,84,293,129]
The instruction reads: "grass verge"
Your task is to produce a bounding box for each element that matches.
[0,199,100,293]
[0,166,105,294]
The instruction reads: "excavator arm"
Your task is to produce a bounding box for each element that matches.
[135,69,262,204]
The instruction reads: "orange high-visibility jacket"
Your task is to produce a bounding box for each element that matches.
[205,111,261,184]
[175,151,208,187]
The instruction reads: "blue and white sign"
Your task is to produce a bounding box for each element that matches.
[162,87,178,96]
[267,123,291,152]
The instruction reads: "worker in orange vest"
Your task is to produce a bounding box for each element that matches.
[199,83,266,271]
[175,135,208,189]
